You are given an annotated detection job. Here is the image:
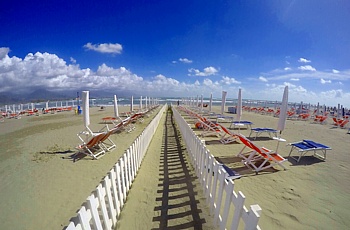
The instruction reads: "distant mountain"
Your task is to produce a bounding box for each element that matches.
[0,88,136,105]
[26,89,71,101]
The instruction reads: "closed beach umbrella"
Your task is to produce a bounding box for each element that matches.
[113,95,119,118]
[145,96,148,109]
[221,91,227,115]
[209,93,213,112]
[200,95,203,111]
[337,104,341,118]
[277,86,288,133]
[130,95,134,112]
[82,91,90,128]
[237,88,242,122]
[316,102,320,115]
[140,96,143,110]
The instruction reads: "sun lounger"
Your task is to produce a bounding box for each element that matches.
[220,164,241,180]
[215,114,235,123]
[237,134,287,173]
[288,139,332,162]
[75,132,107,159]
[249,128,278,140]
[230,120,253,129]
[197,118,224,137]
[99,130,116,151]
[218,124,239,144]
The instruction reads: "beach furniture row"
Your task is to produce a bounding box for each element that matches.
[66,105,166,229]
[172,106,262,230]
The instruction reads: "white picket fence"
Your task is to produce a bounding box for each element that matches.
[172,106,262,230]
[66,104,167,230]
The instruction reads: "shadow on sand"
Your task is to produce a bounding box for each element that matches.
[152,108,207,229]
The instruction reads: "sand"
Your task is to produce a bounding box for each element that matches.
[1,104,349,230]
[177,106,350,230]
[0,105,160,229]
[116,107,215,230]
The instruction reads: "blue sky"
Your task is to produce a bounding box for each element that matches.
[1,0,350,107]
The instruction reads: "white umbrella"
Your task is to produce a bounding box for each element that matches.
[82,91,90,128]
[209,93,213,112]
[145,96,148,109]
[237,89,242,122]
[200,95,203,111]
[221,91,227,115]
[113,95,119,118]
[130,95,134,112]
[277,86,288,134]
[140,96,143,110]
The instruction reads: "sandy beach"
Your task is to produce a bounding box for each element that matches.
[0,105,161,229]
[1,104,349,230]
[176,105,350,229]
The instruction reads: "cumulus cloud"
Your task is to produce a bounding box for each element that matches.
[320,78,331,84]
[259,76,268,82]
[188,66,218,76]
[179,58,193,64]
[298,65,316,71]
[83,42,123,54]
[332,69,340,74]
[70,57,76,64]
[284,67,291,71]
[298,58,311,63]
[220,76,241,85]
[0,47,10,60]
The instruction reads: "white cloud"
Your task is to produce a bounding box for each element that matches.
[298,58,311,63]
[320,78,331,84]
[1,49,350,107]
[179,58,193,64]
[284,67,291,71]
[298,65,316,71]
[220,76,241,85]
[259,76,268,82]
[83,42,123,54]
[70,57,76,64]
[332,69,340,73]
[0,47,10,60]
[188,66,218,76]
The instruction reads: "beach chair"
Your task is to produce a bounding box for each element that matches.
[218,124,239,144]
[339,120,349,129]
[99,130,116,151]
[249,128,278,140]
[197,118,224,137]
[237,134,287,173]
[102,116,123,126]
[288,140,332,162]
[313,115,328,124]
[75,132,107,159]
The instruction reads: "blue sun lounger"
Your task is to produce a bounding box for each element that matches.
[249,128,278,139]
[288,139,332,162]
[220,164,241,180]
[230,120,253,129]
